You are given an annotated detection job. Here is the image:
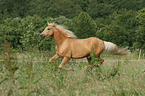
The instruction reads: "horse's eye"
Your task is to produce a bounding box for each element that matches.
[47,28,50,30]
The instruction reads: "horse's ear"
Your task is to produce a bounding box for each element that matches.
[52,21,56,26]
[47,21,49,25]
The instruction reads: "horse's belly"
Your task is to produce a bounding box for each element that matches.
[72,52,90,58]
[71,45,91,58]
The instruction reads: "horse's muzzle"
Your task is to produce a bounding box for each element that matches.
[40,34,45,39]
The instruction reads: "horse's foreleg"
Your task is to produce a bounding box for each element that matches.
[49,54,60,63]
[59,57,72,70]
[49,54,60,77]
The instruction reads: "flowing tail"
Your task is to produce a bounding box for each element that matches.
[104,41,131,55]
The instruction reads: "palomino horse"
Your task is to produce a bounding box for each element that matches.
[40,22,130,70]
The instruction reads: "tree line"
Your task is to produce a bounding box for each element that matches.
[0,0,145,51]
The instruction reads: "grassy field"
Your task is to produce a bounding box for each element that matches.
[0,50,145,96]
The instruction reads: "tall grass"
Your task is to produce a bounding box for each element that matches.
[0,46,145,95]
[1,39,18,96]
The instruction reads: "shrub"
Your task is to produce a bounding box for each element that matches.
[20,15,46,50]
[135,8,145,49]
[96,9,138,47]
[0,18,22,49]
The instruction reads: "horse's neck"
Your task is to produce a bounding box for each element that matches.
[53,28,67,47]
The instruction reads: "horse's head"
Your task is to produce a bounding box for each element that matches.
[40,22,55,39]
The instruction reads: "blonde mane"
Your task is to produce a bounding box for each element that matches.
[55,24,77,38]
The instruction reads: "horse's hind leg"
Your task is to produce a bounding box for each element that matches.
[98,58,104,66]
[95,50,104,66]
[84,57,92,69]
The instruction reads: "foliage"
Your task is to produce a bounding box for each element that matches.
[29,0,83,18]
[52,16,71,24]
[19,15,46,50]
[38,37,53,51]
[0,18,22,49]
[96,9,138,47]
[87,1,114,18]
[0,0,30,18]
[134,8,145,49]
[68,12,96,39]
[97,24,127,46]
[110,0,143,10]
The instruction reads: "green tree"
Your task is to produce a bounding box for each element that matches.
[97,23,128,46]
[50,16,71,24]
[0,0,30,18]
[48,0,83,18]
[87,1,114,18]
[74,0,89,12]
[135,8,145,49]
[86,0,143,19]
[96,9,138,47]
[28,0,51,18]
[0,18,22,49]
[110,0,142,10]
[68,12,96,39]
[0,0,144,21]
[29,0,83,19]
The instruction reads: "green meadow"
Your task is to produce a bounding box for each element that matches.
[0,50,145,96]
